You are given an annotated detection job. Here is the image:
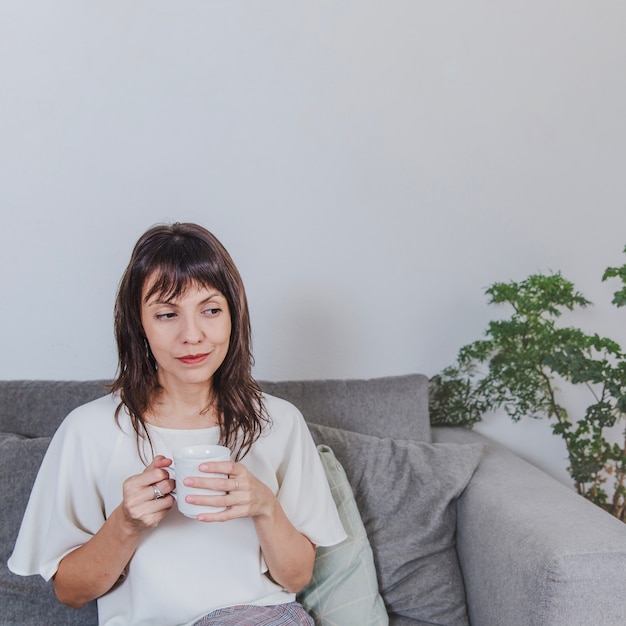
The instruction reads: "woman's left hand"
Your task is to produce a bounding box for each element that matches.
[182,461,274,522]
[185,460,316,592]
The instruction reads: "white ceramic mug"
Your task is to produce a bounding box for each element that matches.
[169,444,231,518]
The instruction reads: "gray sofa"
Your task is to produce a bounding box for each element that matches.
[2,374,626,626]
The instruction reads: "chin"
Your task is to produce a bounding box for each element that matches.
[162,366,217,388]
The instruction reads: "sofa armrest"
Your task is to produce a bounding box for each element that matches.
[433,426,626,626]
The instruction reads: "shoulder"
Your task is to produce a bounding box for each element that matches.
[261,392,303,420]
[261,392,309,431]
[259,392,313,445]
[42,393,135,489]
[55,393,129,443]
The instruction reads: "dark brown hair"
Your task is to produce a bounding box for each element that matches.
[110,222,267,461]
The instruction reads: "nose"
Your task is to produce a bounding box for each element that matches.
[180,314,204,344]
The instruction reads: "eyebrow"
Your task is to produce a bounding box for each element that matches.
[146,291,224,306]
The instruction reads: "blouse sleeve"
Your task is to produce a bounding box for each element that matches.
[8,407,109,581]
[264,396,347,548]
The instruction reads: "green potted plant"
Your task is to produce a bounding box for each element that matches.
[603,245,626,307]
[431,270,626,521]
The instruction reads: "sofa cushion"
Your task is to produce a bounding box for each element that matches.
[260,374,431,442]
[0,433,98,625]
[0,380,111,438]
[298,444,388,625]
[308,423,483,626]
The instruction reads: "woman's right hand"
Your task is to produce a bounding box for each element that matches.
[55,456,176,608]
[120,455,175,531]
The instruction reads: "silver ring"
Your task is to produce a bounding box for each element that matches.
[153,484,164,500]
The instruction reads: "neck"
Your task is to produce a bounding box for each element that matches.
[146,380,218,429]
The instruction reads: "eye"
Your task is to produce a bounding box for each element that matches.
[203,307,221,316]
[155,311,176,320]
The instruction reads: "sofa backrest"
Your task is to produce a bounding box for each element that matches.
[0,374,432,442]
[261,373,431,442]
[0,380,112,438]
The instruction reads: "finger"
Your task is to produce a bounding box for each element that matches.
[187,484,252,512]
[135,495,175,528]
[183,474,233,493]
[197,462,245,491]
[197,509,233,523]
[145,454,170,469]
[150,483,165,500]
[151,476,175,499]
[122,479,174,528]
[191,496,239,523]
[198,460,235,475]
[196,499,248,523]
[141,457,173,487]
[148,456,173,479]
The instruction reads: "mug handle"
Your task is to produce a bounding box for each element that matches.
[164,465,177,501]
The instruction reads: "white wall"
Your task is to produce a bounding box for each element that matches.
[2,2,626,487]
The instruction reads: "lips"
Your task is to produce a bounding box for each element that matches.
[177,353,210,365]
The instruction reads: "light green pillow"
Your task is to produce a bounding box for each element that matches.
[298,445,388,626]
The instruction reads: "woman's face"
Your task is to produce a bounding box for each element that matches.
[140,277,232,391]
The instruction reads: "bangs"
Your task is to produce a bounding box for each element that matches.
[141,239,228,303]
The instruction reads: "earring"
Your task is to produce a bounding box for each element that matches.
[144,338,158,371]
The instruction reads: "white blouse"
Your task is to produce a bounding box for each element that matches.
[9,393,346,626]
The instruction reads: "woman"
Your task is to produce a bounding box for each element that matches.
[9,223,346,625]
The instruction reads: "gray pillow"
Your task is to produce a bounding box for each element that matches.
[307,423,483,626]
[0,433,98,625]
